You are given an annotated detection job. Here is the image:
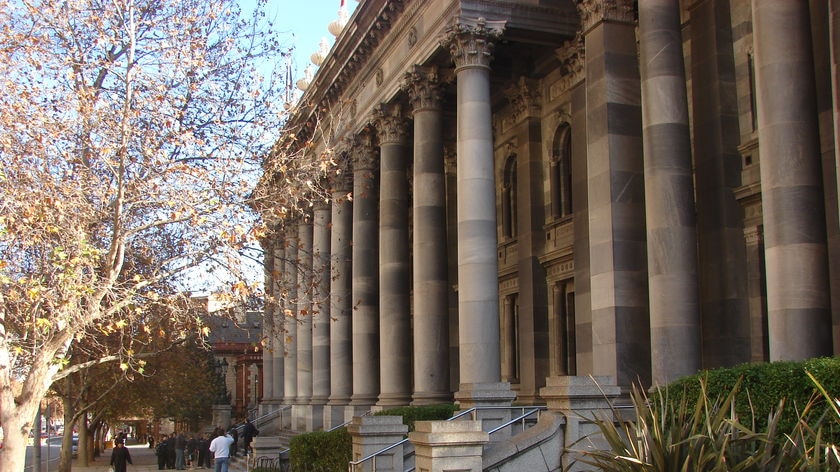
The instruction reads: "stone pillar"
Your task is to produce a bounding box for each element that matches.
[406,65,451,405]
[578,0,650,388]
[409,421,489,472]
[351,131,380,412]
[373,103,413,408]
[327,167,354,428]
[752,0,832,360]
[688,0,751,368]
[260,237,275,403]
[283,222,299,404]
[297,214,314,407]
[638,0,701,385]
[311,199,331,428]
[272,235,286,403]
[347,416,408,472]
[446,17,515,408]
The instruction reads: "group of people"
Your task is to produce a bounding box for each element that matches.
[153,418,259,472]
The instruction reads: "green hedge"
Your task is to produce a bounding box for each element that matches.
[288,428,352,472]
[374,403,458,432]
[657,357,840,436]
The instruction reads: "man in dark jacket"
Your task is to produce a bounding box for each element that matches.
[110,439,133,472]
[241,418,259,456]
[155,434,168,470]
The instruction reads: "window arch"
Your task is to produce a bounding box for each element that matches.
[550,124,573,219]
[502,154,518,239]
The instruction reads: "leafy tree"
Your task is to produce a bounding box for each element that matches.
[0,0,320,469]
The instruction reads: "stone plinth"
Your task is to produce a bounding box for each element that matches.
[410,420,489,472]
[347,416,408,472]
[211,404,231,431]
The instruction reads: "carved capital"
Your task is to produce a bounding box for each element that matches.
[554,35,585,94]
[350,131,378,172]
[576,0,635,34]
[372,103,409,145]
[504,77,541,123]
[405,65,446,113]
[444,17,506,71]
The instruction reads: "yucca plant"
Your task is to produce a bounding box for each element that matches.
[574,373,840,471]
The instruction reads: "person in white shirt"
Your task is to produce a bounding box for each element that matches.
[208,428,234,472]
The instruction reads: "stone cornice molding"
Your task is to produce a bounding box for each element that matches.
[372,103,410,145]
[350,130,379,172]
[576,0,635,34]
[405,65,447,113]
[554,35,585,93]
[504,76,542,123]
[444,17,506,72]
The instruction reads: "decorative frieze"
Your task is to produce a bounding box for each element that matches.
[372,103,409,145]
[576,0,636,34]
[444,17,506,71]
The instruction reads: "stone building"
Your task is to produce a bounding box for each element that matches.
[254,0,840,443]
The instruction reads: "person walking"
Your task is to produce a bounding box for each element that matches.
[174,431,187,469]
[208,428,234,472]
[110,439,133,472]
[155,434,168,470]
[241,418,259,456]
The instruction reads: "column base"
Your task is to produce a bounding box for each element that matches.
[376,392,412,409]
[411,391,454,406]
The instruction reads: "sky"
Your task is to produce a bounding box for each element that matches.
[257,0,359,84]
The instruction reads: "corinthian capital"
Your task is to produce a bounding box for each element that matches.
[372,103,409,145]
[576,0,635,34]
[405,65,446,113]
[444,17,506,71]
[350,130,378,172]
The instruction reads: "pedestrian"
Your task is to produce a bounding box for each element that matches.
[175,431,187,469]
[156,434,168,470]
[110,439,133,472]
[166,432,176,469]
[228,425,238,457]
[241,418,259,456]
[208,428,234,472]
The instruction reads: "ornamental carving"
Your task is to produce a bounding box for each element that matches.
[405,65,445,112]
[504,77,541,123]
[576,0,635,34]
[350,131,378,171]
[444,17,506,71]
[552,35,585,97]
[372,103,409,145]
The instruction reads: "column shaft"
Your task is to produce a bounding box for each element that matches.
[375,105,412,407]
[407,67,451,404]
[351,133,380,406]
[753,0,832,359]
[312,202,332,404]
[297,216,314,402]
[329,174,353,407]
[272,237,285,402]
[261,238,274,401]
[639,0,701,385]
[283,224,298,403]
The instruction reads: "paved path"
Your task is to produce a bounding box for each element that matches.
[71,440,249,472]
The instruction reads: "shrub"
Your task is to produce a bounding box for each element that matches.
[374,404,458,432]
[289,428,352,472]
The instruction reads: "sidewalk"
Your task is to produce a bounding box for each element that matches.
[71,439,249,472]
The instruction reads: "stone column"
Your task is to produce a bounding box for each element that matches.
[283,221,299,404]
[272,230,286,403]
[753,0,832,360]
[446,17,515,408]
[578,0,650,388]
[638,0,701,385]
[296,214,314,408]
[406,66,451,405]
[373,103,413,407]
[260,237,275,403]
[327,166,354,427]
[350,131,380,412]
[311,199,331,427]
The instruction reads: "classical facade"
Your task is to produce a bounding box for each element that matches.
[256,0,840,434]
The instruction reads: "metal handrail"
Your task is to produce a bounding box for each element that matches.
[348,405,547,472]
[327,409,372,432]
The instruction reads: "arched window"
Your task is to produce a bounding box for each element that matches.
[550,124,573,219]
[502,155,518,239]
